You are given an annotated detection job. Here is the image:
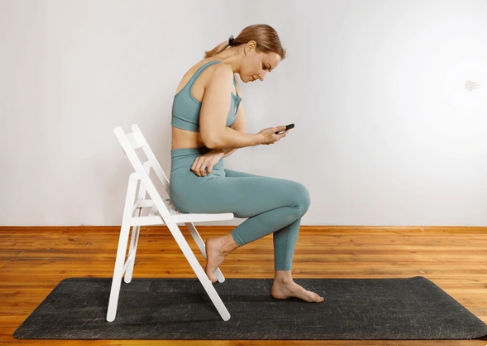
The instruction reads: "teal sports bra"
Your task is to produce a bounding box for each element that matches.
[171,60,242,132]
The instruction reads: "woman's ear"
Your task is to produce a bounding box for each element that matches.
[245,40,257,55]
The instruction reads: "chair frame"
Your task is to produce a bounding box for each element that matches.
[106,124,232,322]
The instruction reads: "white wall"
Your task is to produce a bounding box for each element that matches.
[0,0,486,226]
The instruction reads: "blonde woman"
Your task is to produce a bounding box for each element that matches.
[170,24,323,303]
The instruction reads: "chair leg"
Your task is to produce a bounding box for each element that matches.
[124,224,140,283]
[107,174,138,322]
[185,222,225,283]
[168,223,231,321]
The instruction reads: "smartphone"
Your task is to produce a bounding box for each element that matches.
[275,123,295,134]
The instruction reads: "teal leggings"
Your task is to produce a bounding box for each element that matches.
[169,147,311,270]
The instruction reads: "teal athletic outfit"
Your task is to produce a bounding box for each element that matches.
[170,60,310,270]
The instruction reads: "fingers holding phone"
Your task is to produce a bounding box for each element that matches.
[275,123,294,134]
[257,123,294,145]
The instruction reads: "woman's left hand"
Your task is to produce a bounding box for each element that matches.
[191,150,224,177]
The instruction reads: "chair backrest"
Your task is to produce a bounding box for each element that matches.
[113,124,170,198]
[113,124,181,225]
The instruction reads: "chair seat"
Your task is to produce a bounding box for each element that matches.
[130,198,234,226]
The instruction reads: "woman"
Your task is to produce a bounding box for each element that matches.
[170,24,323,303]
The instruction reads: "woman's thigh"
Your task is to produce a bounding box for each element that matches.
[225,169,264,179]
[171,169,309,218]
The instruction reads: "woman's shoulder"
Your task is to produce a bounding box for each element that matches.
[198,59,233,78]
[177,59,234,96]
[193,60,234,89]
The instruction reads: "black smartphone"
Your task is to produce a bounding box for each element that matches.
[275,123,295,134]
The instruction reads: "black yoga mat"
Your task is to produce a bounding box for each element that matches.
[14,276,487,340]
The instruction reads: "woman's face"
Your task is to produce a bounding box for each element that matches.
[240,41,281,83]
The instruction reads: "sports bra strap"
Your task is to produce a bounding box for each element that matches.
[185,60,238,96]
[186,60,222,87]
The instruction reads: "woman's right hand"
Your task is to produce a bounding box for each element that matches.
[257,126,288,145]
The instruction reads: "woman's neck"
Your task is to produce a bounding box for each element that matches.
[212,47,242,74]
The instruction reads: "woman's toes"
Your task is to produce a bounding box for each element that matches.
[309,291,324,303]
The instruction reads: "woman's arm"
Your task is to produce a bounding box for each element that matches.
[207,109,244,156]
[215,78,247,158]
[199,65,261,149]
[200,64,287,150]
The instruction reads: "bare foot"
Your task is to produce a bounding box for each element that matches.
[271,279,324,303]
[204,237,229,283]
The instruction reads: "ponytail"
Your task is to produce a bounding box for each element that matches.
[204,41,230,58]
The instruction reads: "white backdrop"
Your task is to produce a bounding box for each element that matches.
[0,0,486,226]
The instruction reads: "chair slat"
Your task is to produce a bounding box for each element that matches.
[126,131,147,149]
[131,215,166,226]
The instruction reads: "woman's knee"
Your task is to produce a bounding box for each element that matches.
[288,181,311,214]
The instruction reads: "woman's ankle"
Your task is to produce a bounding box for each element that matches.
[216,233,239,254]
[273,270,293,284]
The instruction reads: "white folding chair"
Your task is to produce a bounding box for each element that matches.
[107,124,233,322]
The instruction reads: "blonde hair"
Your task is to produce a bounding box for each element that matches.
[204,24,286,60]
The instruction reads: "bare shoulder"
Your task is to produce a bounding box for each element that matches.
[177,59,233,98]
[206,61,234,84]
[201,62,234,96]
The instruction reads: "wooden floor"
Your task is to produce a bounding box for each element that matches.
[1,226,487,346]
